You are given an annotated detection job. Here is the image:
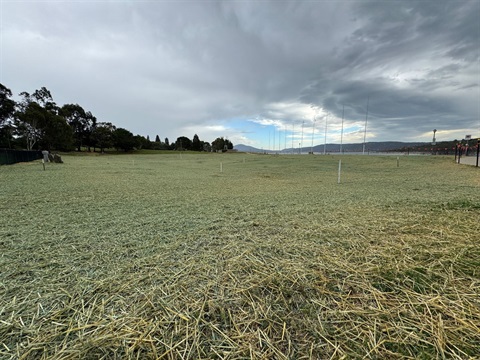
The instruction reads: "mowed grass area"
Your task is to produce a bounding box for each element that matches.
[1,153,479,359]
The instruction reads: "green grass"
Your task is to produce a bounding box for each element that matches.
[1,154,479,359]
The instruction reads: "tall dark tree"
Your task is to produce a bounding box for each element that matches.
[84,111,97,151]
[15,87,73,150]
[113,128,136,152]
[15,100,45,150]
[155,135,160,142]
[42,114,74,151]
[192,134,202,151]
[142,135,153,149]
[175,136,192,150]
[61,104,96,151]
[202,141,211,152]
[91,122,115,153]
[0,83,16,148]
[0,83,16,127]
[212,137,233,151]
[164,137,169,146]
[134,135,152,150]
[31,87,56,109]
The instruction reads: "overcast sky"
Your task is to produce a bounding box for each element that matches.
[2,0,479,148]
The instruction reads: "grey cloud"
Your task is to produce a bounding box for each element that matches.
[297,0,479,140]
[2,0,478,144]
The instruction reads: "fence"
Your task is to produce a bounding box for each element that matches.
[0,149,43,165]
[454,141,480,167]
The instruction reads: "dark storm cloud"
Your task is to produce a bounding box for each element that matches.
[296,0,479,141]
[2,0,478,144]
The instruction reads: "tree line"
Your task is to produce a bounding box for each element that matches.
[0,83,233,153]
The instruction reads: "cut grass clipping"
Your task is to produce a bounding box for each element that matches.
[1,153,479,359]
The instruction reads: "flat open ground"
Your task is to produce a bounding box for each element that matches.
[1,153,479,359]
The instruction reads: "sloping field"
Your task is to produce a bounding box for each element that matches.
[1,153,479,359]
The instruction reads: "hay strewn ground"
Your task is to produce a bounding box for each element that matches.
[1,153,479,359]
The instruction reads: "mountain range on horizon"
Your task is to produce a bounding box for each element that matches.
[234,141,435,153]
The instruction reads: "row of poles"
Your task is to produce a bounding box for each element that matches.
[266,100,370,155]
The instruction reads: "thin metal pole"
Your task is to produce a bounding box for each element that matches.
[311,115,316,154]
[279,127,281,152]
[340,105,344,154]
[268,131,271,153]
[324,113,328,155]
[301,121,304,154]
[292,122,295,154]
[273,127,275,152]
[363,96,369,155]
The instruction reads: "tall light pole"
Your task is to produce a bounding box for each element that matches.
[362,96,369,155]
[273,126,275,153]
[324,113,328,155]
[292,122,295,154]
[432,129,437,145]
[279,127,281,152]
[311,114,316,154]
[300,121,305,154]
[340,105,345,154]
[268,131,270,153]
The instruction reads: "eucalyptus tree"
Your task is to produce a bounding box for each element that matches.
[113,127,136,152]
[15,87,71,150]
[0,83,16,148]
[175,136,192,150]
[61,104,97,151]
[212,137,233,151]
[91,122,116,153]
[192,134,202,151]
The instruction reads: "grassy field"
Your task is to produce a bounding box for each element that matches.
[1,153,479,359]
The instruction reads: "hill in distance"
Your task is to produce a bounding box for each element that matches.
[235,141,428,153]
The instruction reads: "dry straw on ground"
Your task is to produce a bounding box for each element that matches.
[1,153,479,359]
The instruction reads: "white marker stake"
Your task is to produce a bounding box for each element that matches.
[397,156,399,168]
[220,162,223,173]
[337,160,342,184]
